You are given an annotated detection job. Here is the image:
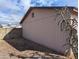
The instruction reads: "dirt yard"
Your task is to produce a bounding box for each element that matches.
[0,28,68,59]
[0,37,67,59]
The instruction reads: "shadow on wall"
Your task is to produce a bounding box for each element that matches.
[2,28,63,55]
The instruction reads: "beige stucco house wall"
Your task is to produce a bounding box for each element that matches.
[20,7,78,54]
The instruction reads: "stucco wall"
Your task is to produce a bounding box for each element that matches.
[22,8,76,54]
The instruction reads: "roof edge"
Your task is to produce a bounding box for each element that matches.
[20,6,78,24]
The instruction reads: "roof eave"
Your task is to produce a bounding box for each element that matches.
[20,6,77,24]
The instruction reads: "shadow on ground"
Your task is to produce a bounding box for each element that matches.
[3,28,63,55]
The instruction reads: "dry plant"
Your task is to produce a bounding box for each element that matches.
[55,7,78,59]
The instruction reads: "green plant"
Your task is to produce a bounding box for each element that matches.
[55,7,78,58]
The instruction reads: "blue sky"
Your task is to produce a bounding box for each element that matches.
[0,0,77,24]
